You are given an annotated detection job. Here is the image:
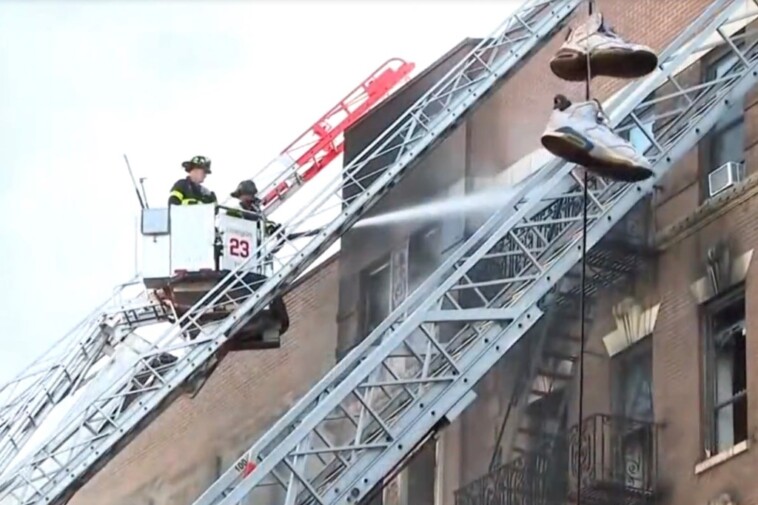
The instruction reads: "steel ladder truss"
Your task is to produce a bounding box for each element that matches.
[0,287,168,480]
[0,56,412,487]
[0,1,582,504]
[191,2,758,504]
[0,54,413,469]
[258,58,415,214]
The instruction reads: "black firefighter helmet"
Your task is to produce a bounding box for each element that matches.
[231,179,259,199]
[182,155,212,174]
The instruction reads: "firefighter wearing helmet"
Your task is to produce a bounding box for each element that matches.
[168,155,217,206]
[228,179,281,236]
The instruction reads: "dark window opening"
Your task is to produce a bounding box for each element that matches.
[408,226,440,290]
[612,338,654,422]
[363,261,391,336]
[704,291,747,454]
[611,337,655,490]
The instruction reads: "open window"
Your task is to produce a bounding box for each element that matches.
[703,288,747,455]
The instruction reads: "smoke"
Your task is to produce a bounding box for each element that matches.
[354,182,519,229]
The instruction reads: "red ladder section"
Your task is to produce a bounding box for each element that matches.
[260,58,415,210]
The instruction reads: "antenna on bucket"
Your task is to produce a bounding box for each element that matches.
[123,154,147,210]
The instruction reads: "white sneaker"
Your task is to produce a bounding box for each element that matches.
[550,13,657,82]
[541,94,653,182]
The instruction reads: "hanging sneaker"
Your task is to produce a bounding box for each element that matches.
[550,13,657,82]
[541,94,653,182]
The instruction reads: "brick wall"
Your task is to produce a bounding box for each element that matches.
[445,3,758,505]
[70,254,340,505]
[652,184,758,505]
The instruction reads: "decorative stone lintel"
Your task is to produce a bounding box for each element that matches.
[602,298,660,357]
[690,248,753,304]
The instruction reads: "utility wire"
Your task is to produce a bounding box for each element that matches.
[575,0,594,504]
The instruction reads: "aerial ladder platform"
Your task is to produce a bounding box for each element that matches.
[0,59,415,503]
[0,60,412,486]
[0,1,583,503]
[187,1,758,504]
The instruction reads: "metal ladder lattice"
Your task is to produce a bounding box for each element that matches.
[0,1,582,504]
[190,1,758,504]
[0,285,165,479]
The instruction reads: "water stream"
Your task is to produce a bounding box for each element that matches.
[354,182,519,229]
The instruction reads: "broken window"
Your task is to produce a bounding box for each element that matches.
[363,260,391,335]
[704,290,747,455]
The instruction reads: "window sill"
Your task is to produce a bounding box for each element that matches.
[694,440,749,475]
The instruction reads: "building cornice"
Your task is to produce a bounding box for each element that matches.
[655,172,758,250]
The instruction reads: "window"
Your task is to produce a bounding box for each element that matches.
[611,338,654,490]
[408,226,440,290]
[703,290,747,455]
[363,261,391,335]
[613,338,654,421]
[628,121,655,157]
[702,49,745,197]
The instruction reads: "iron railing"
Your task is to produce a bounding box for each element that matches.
[455,414,658,505]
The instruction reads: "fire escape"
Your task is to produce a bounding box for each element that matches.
[456,190,660,505]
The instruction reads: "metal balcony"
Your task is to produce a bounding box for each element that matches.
[568,414,658,505]
[454,414,658,505]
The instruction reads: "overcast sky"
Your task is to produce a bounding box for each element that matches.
[0,0,521,384]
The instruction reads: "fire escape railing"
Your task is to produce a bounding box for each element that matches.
[454,414,659,505]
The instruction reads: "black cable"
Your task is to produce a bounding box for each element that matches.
[575,0,594,504]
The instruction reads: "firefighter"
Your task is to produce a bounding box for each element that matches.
[228,179,281,236]
[224,179,291,345]
[168,155,217,206]
[228,180,263,217]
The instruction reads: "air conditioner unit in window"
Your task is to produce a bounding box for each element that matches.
[708,161,745,198]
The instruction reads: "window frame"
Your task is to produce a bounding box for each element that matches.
[701,285,748,455]
[611,336,654,422]
[361,257,392,336]
[408,225,441,289]
[700,44,746,201]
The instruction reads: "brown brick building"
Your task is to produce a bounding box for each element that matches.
[68,1,758,504]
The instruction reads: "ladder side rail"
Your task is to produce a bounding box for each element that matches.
[259,58,410,180]
[0,295,116,401]
[0,281,146,410]
[0,295,138,462]
[258,60,415,212]
[0,323,105,474]
[206,3,758,504]
[255,0,576,215]
[0,295,159,479]
[0,2,582,503]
